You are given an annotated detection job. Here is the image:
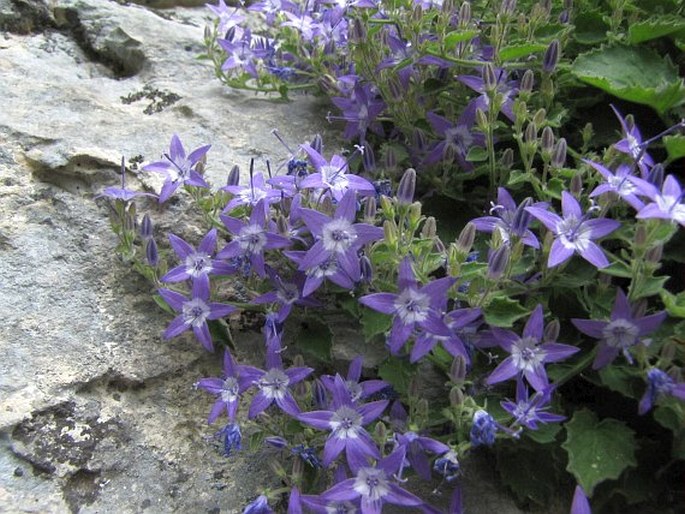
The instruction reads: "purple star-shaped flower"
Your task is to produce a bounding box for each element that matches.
[458,66,518,122]
[486,304,580,391]
[584,159,644,211]
[320,356,388,403]
[285,250,357,296]
[240,348,312,418]
[218,36,260,79]
[221,170,282,214]
[299,144,376,201]
[571,289,667,369]
[501,380,565,430]
[143,134,211,203]
[526,191,621,269]
[471,187,546,249]
[252,267,321,322]
[424,103,484,171]
[162,229,236,286]
[207,0,246,37]
[410,307,481,363]
[297,189,383,290]
[196,350,249,423]
[218,200,292,277]
[298,374,388,470]
[319,447,424,512]
[611,105,654,176]
[97,157,157,202]
[395,431,450,480]
[158,279,237,352]
[629,174,685,227]
[329,83,386,142]
[360,257,455,354]
[638,368,685,415]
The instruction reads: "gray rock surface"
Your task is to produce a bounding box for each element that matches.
[0,0,543,512]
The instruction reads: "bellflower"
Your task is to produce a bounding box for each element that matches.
[526,191,620,269]
[469,409,497,447]
[320,356,389,403]
[319,447,424,513]
[572,289,667,369]
[471,187,545,249]
[158,279,237,352]
[584,159,644,211]
[360,257,455,354]
[218,36,260,78]
[300,144,376,201]
[329,83,386,142]
[433,450,460,482]
[221,170,282,213]
[216,422,242,456]
[424,104,484,171]
[207,0,246,37]
[248,0,296,25]
[458,67,518,122]
[240,348,313,418]
[395,431,450,480]
[285,250,357,296]
[282,11,321,41]
[252,267,321,322]
[501,380,565,430]
[611,105,654,176]
[638,368,685,415]
[570,485,591,514]
[629,174,685,227]
[243,495,273,514]
[298,374,388,470]
[162,229,236,286]
[143,134,211,203]
[218,200,292,277]
[97,157,157,202]
[196,351,248,423]
[486,304,580,391]
[410,308,481,363]
[297,189,383,288]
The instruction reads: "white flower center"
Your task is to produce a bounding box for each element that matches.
[393,288,430,324]
[238,225,267,254]
[602,318,639,349]
[310,257,339,279]
[258,368,290,400]
[276,283,299,304]
[322,218,357,253]
[556,216,591,251]
[221,377,239,403]
[185,251,213,277]
[329,406,363,439]
[353,467,391,502]
[511,336,546,373]
[182,298,211,327]
[446,125,473,152]
[325,501,357,514]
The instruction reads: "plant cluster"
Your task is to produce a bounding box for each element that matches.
[98,0,685,512]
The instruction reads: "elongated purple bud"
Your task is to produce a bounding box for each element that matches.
[364,196,377,221]
[552,138,567,168]
[384,147,397,170]
[541,126,555,154]
[543,40,560,73]
[520,69,535,94]
[647,163,664,187]
[140,213,153,240]
[544,319,560,342]
[226,164,240,187]
[265,436,288,449]
[450,356,467,383]
[362,144,376,173]
[459,1,471,24]
[525,122,538,144]
[483,62,498,92]
[146,237,158,266]
[310,134,323,155]
[501,148,514,169]
[360,255,373,283]
[456,222,476,254]
[313,379,328,409]
[559,9,570,24]
[487,245,510,280]
[397,168,416,205]
[570,173,582,195]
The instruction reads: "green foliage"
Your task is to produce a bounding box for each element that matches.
[484,296,531,328]
[378,358,414,396]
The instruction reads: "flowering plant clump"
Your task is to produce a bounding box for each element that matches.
[97,0,685,512]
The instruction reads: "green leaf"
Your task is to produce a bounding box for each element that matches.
[293,317,332,361]
[360,307,393,340]
[598,365,642,399]
[507,170,535,186]
[660,289,685,318]
[498,43,547,61]
[444,29,479,46]
[562,409,637,496]
[465,146,488,162]
[152,293,175,316]
[525,422,563,444]
[653,404,683,432]
[483,296,530,328]
[632,275,669,299]
[497,444,559,505]
[378,358,414,396]
[573,11,609,45]
[628,16,685,44]
[546,178,565,200]
[571,46,685,114]
[599,260,633,278]
[664,135,685,161]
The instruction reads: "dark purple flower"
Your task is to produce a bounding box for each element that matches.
[296,189,383,293]
[218,200,292,277]
[526,191,620,268]
[240,348,312,418]
[458,67,518,122]
[196,351,247,423]
[216,422,242,456]
[611,105,654,176]
[319,447,424,512]
[501,380,565,430]
[433,450,460,482]
[221,169,282,213]
[570,485,591,514]
[243,494,273,514]
[298,374,388,470]
[629,174,685,227]
[162,229,236,285]
[252,267,321,322]
[410,308,481,363]
[299,144,376,201]
[486,304,580,391]
[584,159,644,211]
[143,134,211,203]
[638,368,685,415]
[360,257,455,354]
[320,356,389,403]
[158,279,237,352]
[395,431,450,480]
[424,103,485,170]
[469,409,497,447]
[329,83,386,142]
[572,289,667,369]
[472,187,545,249]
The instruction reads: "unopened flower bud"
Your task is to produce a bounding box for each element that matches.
[525,122,538,144]
[483,62,498,92]
[647,163,664,188]
[310,134,323,155]
[476,108,489,131]
[124,208,137,233]
[409,378,420,399]
[140,213,153,240]
[360,255,373,283]
[646,244,663,263]
[413,129,428,152]
[374,421,387,442]
[265,436,288,449]
[500,0,516,16]
[456,222,476,254]
[552,138,567,168]
[559,9,570,23]
[421,216,437,239]
[416,398,429,418]
[384,147,397,170]
[362,144,376,173]
[487,244,510,280]
[449,387,464,406]
[146,237,158,266]
[459,1,471,25]
[533,108,546,127]
[409,201,422,225]
[634,224,648,247]
[450,356,467,383]
[544,319,560,342]
[313,378,328,409]
[570,173,583,195]
[520,69,535,94]
[543,40,560,73]
[351,17,367,43]
[397,168,416,205]
[226,164,240,187]
[500,148,514,169]
[660,340,676,364]
[541,126,555,154]
[364,196,377,222]
[434,238,446,254]
[383,220,398,244]
[276,214,289,236]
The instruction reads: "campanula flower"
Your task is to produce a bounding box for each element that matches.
[216,422,242,457]
[243,495,273,514]
[320,356,389,403]
[629,174,685,227]
[611,105,654,176]
[196,351,249,423]
[638,368,685,415]
[221,168,282,213]
[469,409,497,447]
[424,103,484,171]
[162,229,236,285]
[252,267,321,322]
[395,431,450,480]
[584,160,644,211]
[570,485,591,514]
[501,380,565,430]
[97,157,157,202]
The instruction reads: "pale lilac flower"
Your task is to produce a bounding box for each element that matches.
[282,11,321,41]
[501,380,565,430]
[584,159,644,211]
[243,495,273,514]
[218,36,260,78]
[162,229,236,285]
[298,374,388,470]
[395,431,450,480]
[252,267,321,322]
[97,157,156,202]
[458,67,518,122]
[638,368,685,415]
[570,485,591,514]
[329,83,386,142]
[221,169,282,213]
[249,0,296,25]
[486,304,580,391]
[572,289,667,369]
[196,351,248,423]
[320,356,389,403]
[630,174,685,227]
[158,279,237,352]
[207,0,246,36]
[410,308,481,363]
[360,257,455,354]
[143,134,211,203]
[424,103,484,171]
[526,191,620,268]
[611,105,654,176]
